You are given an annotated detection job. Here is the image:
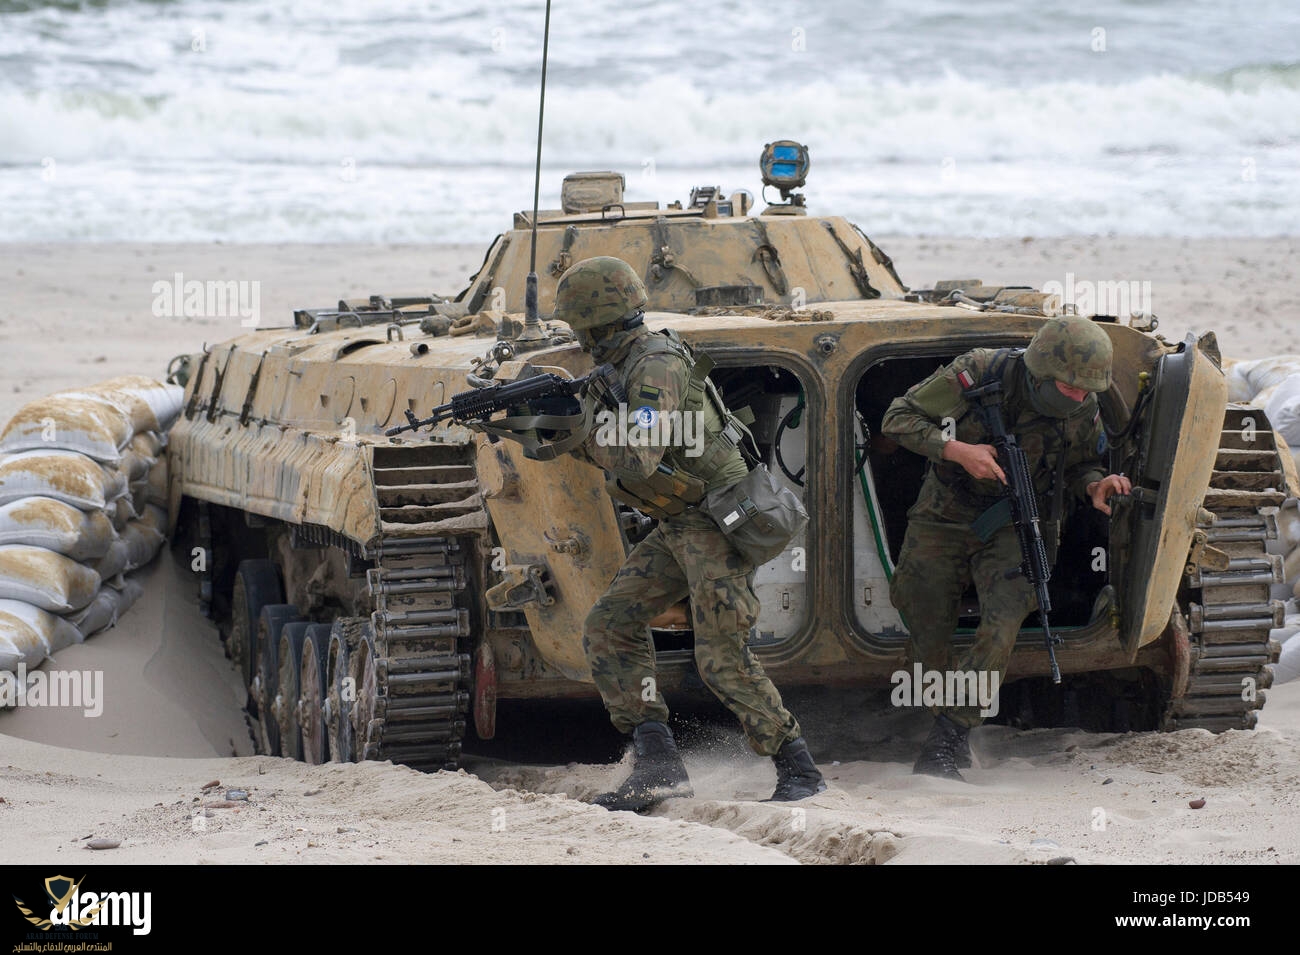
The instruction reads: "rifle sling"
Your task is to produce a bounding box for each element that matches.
[971,497,1013,544]
[473,404,595,461]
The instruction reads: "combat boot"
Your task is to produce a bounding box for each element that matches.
[766,736,827,801]
[592,721,693,812]
[913,715,969,781]
[955,732,972,769]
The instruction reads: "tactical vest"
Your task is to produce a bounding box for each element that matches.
[604,329,754,520]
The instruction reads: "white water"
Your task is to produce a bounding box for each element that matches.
[2,0,1297,241]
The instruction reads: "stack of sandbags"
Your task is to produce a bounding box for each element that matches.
[0,376,180,687]
[1224,355,1300,405]
[1267,503,1300,685]
[1223,355,1300,450]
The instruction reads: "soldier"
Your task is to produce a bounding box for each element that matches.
[881,317,1131,780]
[550,255,825,812]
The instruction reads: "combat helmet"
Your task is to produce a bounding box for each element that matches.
[553,256,648,330]
[1024,317,1113,392]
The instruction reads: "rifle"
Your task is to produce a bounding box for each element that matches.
[961,374,1063,684]
[386,362,627,436]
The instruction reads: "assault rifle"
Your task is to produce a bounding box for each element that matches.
[961,373,1063,684]
[386,363,627,436]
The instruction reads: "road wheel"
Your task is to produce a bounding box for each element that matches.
[298,623,332,765]
[327,621,354,763]
[229,559,282,695]
[254,603,301,756]
[277,622,311,761]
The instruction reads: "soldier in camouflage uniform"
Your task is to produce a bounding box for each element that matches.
[882,318,1131,780]
[552,256,825,811]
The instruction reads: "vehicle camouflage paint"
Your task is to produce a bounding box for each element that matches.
[165,162,1295,769]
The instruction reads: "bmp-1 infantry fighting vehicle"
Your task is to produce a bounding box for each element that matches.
[167,143,1294,769]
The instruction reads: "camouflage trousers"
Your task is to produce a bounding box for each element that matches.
[889,519,1038,728]
[583,506,801,756]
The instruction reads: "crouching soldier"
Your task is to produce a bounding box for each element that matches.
[545,256,826,811]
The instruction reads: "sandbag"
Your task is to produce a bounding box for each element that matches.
[0,598,82,671]
[90,376,184,433]
[0,497,116,561]
[1264,375,1300,447]
[121,519,165,570]
[1286,546,1300,589]
[1278,501,1300,552]
[1249,383,1280,410]
[0,449,128,510]
[110,496,132,531]
[1224,359,1254,403]
[145,455,168,507]
[127,479,149,516]
[118,447,154,483]
[57,387,158,436]
[68,582,143,640]
[117,575,143,608]
[140,502,168,537]
[0,545,100,613]
[93,538,129,581]
[0,394,133,463]
[130,431,165,459]
[102,574,143,612]
[1275,631,1300,685]
[1231,356,1300,400]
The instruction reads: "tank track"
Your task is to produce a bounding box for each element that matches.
[1164,406,1287,731]
[349,534,474,770]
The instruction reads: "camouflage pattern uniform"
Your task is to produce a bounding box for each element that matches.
[882,346,1108,727]
[574,323,802,755]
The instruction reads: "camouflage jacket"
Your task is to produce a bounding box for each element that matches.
[573,325,749,492]
[881,347,1108,525]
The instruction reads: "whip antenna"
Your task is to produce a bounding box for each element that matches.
[518,0,553,346]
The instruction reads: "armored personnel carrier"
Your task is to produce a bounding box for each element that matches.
[166,143,1294,769]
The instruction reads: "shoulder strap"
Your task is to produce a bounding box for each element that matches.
[982,347,1021,391]
[646,329,759,468]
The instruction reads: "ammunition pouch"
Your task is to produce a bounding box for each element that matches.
[701,463,809,566]
[606,465,707,520]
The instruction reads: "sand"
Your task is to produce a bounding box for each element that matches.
[1,238,1298,865]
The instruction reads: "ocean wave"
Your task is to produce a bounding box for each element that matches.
[4,67,1298,168]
